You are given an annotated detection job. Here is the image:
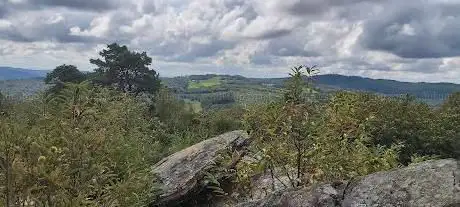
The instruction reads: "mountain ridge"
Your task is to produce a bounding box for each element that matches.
[0,66,49,80]
[1,67,459,106]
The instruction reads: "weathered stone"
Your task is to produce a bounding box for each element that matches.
[235,159,460,207]
[250,172,291,200]
[151,130,250,206]
[235,182,346,207]
[343,159,460,207]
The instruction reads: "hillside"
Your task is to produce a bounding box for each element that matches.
[0,78,47,97]
[162,74,460,107]
[0,67,49,80]
[1,67,459,106]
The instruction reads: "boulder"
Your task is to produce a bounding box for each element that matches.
[342,159,460,207]
[235,182,345,207]
[237,159,460,207]
[151,130,250,206]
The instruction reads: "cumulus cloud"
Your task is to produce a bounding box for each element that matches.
[0,9,98,42]
[360,0,460,59]
[0,0,459,83]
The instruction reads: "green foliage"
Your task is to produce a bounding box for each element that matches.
[0,91,3,109]
[284,65,318,104]
[240,67,401,196]
[1,60,459,206]
[441,92,460,114]
[322,92,454,164]
[434,92,460,158]
[0,79,48,98]
[312,92,401,180]
[409,154,440,165]
[90,43,161,95]
[152,88,243,153]
[0,83,162,206]
[44,65,85,85]
[44,64,86,95]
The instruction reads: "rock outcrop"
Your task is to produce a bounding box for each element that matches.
[238,159,460,207]
[150,129,460,207]
[151,130,249,206]
[234,182,346,207]
[343,159,460,207]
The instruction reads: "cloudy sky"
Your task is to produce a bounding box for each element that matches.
[0,0,460,83]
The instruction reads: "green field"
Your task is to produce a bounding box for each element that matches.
[188,77,222,89]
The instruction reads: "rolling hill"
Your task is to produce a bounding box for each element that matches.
[0,67,49,80]
[1,67,459,106]
[162,74,460,107]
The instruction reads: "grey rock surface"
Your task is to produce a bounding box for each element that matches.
[151,130,249,206]
[237,159,460,207]
[235,182,345,207]
[342,159,460,207]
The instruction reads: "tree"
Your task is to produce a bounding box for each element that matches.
[284,65,319,104]
[441,92,460,114]
[44,64,86,94]
[44,64,86,84]
[435,92,460,158]
[90,43,161,95]
[243,65,321,189]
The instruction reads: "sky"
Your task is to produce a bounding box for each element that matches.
[0,0,460,83]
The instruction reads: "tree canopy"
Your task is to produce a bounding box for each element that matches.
[90,43,161,95]
[44,64,85,84]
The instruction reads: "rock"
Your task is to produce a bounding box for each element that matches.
[250,172,291,200]
[151,130,250,206]
[343,159,460,207]
[236,159,460,207]
[235,182,345,207]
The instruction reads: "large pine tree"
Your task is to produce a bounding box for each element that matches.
[90,43,161,95]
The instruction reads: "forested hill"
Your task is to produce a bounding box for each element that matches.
[0,67,49,80]
[1,68,459,105]
[162,74,460,101]
[314,74,460,97]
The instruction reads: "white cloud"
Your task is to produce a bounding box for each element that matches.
[0,0,459,83]
[70,15,111,38]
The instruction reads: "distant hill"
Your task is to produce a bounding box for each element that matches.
[1,67,459,106]
[162,74,460,107]
[314,74,460,97]
[0,67,49,80]
[0,78,48,97]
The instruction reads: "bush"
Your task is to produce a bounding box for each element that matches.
[0,83,161,206]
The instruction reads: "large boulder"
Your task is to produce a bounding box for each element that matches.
[235,182,345,207]
[151,130,249,206]
[342,159,460,207]
[237,159,460,207]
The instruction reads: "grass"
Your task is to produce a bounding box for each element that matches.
[188,77,222,89]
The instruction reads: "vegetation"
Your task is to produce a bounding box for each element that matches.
[0,84,161,206]
[188,77,222,90]
[238,67,400,197]
[1,42,460,206]
[2,72,459,107]
[0,79,47,98]
[90,43,161,95]
[44,64,86,94]
[44,65,86,85]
